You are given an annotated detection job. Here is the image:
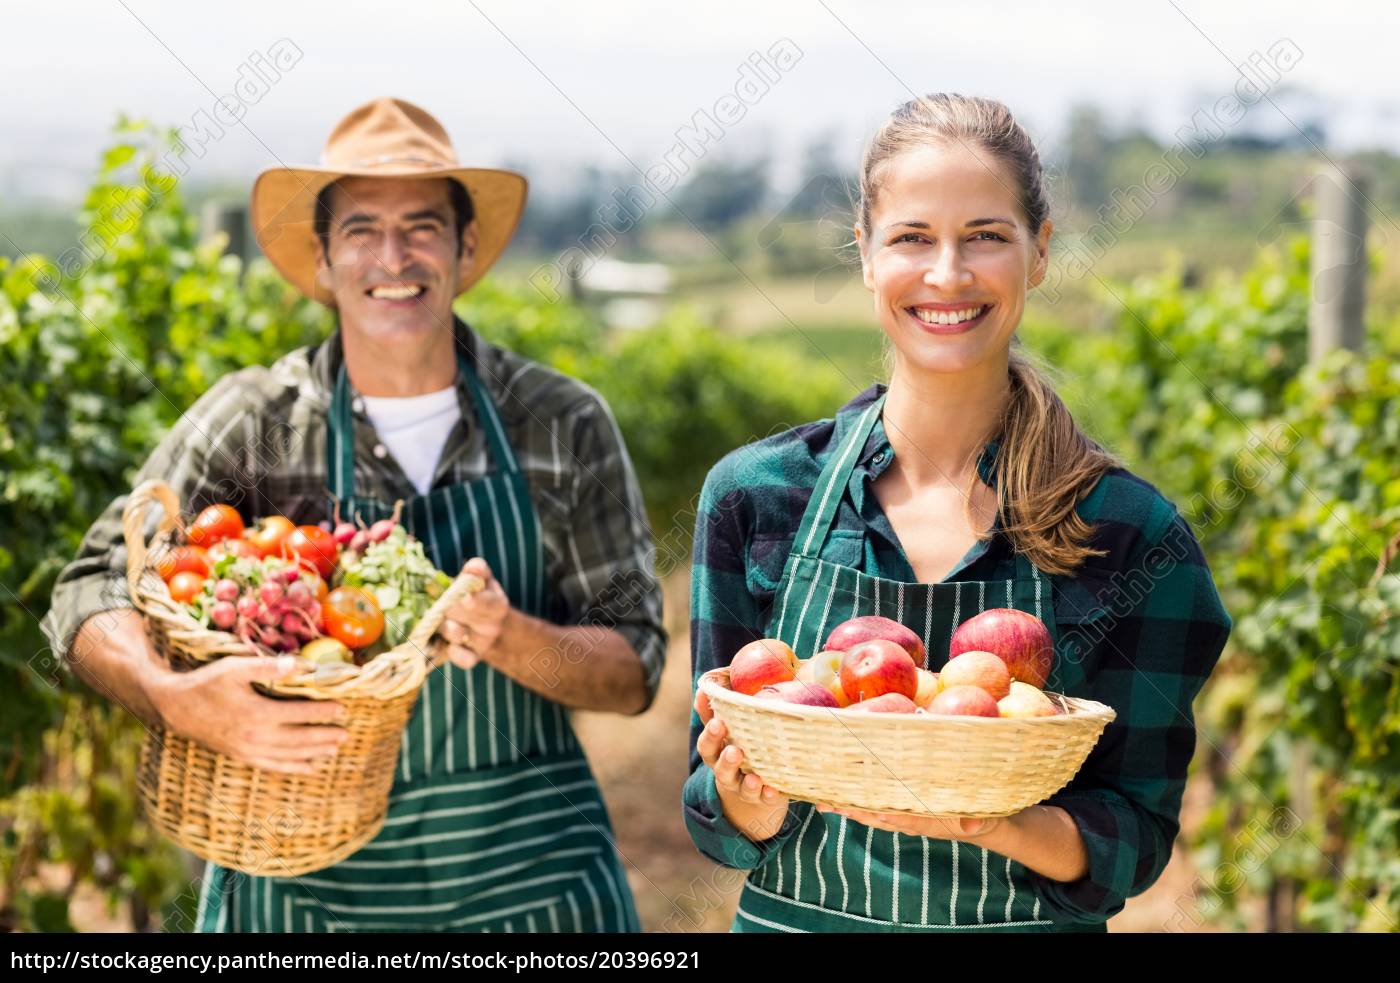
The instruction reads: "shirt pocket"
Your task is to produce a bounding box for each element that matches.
[745,530,865,602]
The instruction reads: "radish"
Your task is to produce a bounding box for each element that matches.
[260,580,284,605]
[237,596,259,620]
[368,518,396,543]
[349,530,370,554]
[211,601,237,630]
[213,579,239,602]
[333,522,358,546]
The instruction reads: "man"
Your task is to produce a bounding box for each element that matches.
[41,97,665,932]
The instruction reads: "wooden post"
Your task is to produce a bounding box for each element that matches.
[199,201,248,261]
[1307,162,1368,361]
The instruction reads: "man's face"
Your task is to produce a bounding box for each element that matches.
[315,176,477,344]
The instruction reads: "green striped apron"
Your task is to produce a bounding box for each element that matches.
[195,349,639,933]
[731,395,1104,933]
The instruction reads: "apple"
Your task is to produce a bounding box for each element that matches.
[998,680,1060,718]
[796,649,852,707]
[839,639,918,703]
[730,638,800,696]
[927,685,1000,718]
[949,608,1054,688]
[847,692,917,714]
[939,650,1012,701]
[914,669,942,708]
[825,615,927,669]
[757,679,840,708]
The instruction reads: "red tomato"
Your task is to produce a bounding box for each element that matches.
[167,570,206,604]
[155,545,211,583]
[247,515,295,559]
[187,504,245,548]
[324,587,384,650]
[286,525,338,579]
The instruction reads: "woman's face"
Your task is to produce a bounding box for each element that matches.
[859,140,1052,376]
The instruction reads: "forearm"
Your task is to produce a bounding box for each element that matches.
[485,608,650,715]
[69,608,173,729]
[979,804,1090,884]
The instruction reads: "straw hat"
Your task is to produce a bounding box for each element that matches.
[252,97,527,305]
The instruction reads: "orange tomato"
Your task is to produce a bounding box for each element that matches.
[167,570,206,604]
[155,545,211,583]
[324,587,384,650]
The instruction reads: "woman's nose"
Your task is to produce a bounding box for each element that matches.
[923,245,972,289]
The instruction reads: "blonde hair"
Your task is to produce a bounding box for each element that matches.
[859,93,1119,575]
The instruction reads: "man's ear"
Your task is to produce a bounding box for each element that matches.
[460,219,480,263]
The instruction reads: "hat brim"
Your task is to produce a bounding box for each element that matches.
[251,164,527,306]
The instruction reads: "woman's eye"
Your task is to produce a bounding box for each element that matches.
[971,231,1008,242]
[892,232,927,244]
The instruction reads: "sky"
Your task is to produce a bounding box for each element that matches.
[3,0,1397,205]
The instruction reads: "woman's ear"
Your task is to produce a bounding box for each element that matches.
[855,224,875,291]
[1027,218,1053,288]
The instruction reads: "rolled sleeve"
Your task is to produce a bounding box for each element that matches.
[1027,513,1232,923]
[552,392,667,711]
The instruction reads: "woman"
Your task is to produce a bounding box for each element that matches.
[683,93,1232,933]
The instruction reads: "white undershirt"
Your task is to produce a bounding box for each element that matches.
[359,385,461,495]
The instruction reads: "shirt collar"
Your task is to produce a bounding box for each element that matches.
[842,383,1002,487]
[310,313,481,411]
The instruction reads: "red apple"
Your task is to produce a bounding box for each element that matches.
[825,615,927,669]
[757,679,840,708]
[914,669,942,709]
[847,692,917,714]
[949,608,1054,688]
[730,638,800,696]
[928,685,1000,718]
[939,650,1012,701]
[839,639,918,703]
[796,649,852,707]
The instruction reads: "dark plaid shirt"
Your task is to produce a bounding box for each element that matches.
[684,384,1232,924]
[41,317,666,706]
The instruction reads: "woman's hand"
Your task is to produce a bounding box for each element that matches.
[816,803,1004,842]
[694,688,790,840]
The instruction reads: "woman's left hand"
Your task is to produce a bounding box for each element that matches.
[815,803,1006,842]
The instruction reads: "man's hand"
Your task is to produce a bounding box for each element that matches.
[436,558,511,669]
[149,655,348,776]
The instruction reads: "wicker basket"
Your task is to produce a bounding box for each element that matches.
[124,480,482,877]
[699,667,1116,818]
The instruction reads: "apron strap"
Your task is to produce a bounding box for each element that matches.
[328,345,522,505]
[790,395,885,560]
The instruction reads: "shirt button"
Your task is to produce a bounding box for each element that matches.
[352,398,365,414]
[373,443,388,459]
[873,449,888,464]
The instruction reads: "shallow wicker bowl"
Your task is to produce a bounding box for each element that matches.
[699,667,1115,818]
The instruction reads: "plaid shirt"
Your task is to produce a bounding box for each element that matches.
[684,384,1233,924]
[42,316,667,707]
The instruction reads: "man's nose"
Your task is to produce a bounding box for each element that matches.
[376,227,412,273]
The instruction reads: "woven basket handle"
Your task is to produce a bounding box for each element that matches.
[122,480,185,612]
[406,567,487,669]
